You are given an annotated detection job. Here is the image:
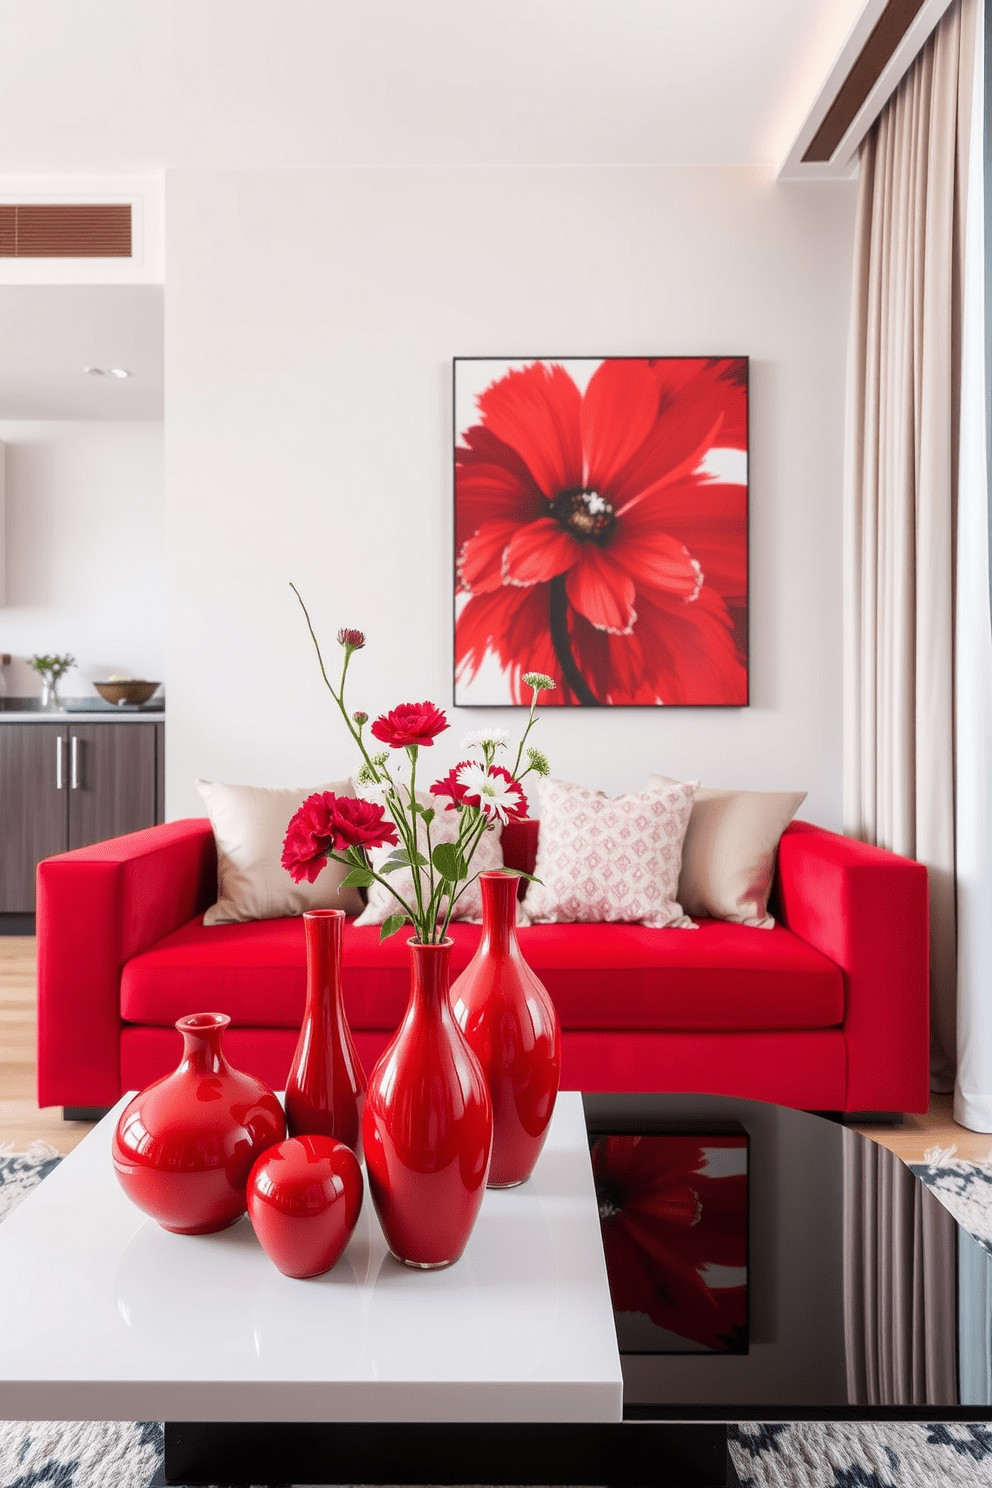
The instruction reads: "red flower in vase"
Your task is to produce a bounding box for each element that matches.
[370,701,450,749]
[455,358,748,706]
[430,764,470,810]
[591,1134,747,1352]
[282,792,399,884]
[430,761,528,824]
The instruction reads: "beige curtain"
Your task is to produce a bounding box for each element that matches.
[843,1130,958,1405]
[844,0,979,1091]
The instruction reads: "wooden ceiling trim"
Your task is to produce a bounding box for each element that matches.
[0,203,131,258]
[802,0,928,163]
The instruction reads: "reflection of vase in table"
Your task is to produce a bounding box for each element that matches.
[362,939,493,1269]
[450,871,560,1188]
[285,909,366,1154]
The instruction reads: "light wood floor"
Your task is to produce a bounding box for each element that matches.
[3,934,992,1162]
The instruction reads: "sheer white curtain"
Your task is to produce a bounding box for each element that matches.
[953,3,992,1130]
[844,0,983,1111]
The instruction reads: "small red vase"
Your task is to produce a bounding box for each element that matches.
[112,1011,286,1235]
[285,909,366,1154]
[248,1135,364,1279]
[450,871,561,1188]
[362,939,492,1269]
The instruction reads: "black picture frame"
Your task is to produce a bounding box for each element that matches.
[453,355,750,709]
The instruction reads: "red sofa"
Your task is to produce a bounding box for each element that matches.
[36,816,930,1116]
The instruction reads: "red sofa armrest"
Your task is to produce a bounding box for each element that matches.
[36,819,217,1108]
[775,820,929,1113]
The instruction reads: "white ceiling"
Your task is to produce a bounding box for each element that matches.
[0,1,876,421]
[0,286,162,421]
[0,0,866,171]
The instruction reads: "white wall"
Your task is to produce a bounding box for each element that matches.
[164,167,856,824]
[0,420,164,698]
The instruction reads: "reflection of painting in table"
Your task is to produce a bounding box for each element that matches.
[589,1131,749,1355]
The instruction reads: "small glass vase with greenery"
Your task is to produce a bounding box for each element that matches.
[29,653,75,712]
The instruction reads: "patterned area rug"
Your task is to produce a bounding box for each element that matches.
[2,1144,992,1488]
[911,1146,992,1257]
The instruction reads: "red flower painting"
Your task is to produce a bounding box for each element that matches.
[454,357,748,706]
[590,1133,748,1353]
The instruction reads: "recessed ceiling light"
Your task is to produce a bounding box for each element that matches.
[83,366,132,378]
[108,367,131,379]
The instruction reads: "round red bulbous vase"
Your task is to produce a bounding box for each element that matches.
[247,1134,364,1279]
[362,939,493,1269]
[285,909,366,1155]
[450,871,561,1188]
[111,1011,286,1235]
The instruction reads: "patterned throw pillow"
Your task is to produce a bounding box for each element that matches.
[353,789,506,927]
[523,777,698,928]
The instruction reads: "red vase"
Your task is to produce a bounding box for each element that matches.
[112,1011,286,1235]
[450,871,561,1188]
[362,939,493,1269]
[285,909,366,1154]
[248,1134,364,1279]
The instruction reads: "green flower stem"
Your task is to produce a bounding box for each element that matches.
[324,849,419,927]
[438,809,492,940]
[290,583,389,789]
[405,745,427,931]
[510,686,542,779]
[423,811,447,942]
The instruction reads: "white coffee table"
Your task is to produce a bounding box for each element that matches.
[0,1091,736,1486]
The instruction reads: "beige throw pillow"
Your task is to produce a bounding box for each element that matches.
[353,789,506,927]
[524,777,698,928]
[649,774,806,929]
[196,778,364,925]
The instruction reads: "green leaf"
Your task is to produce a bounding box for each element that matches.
[340,866,376,889]
[420,807,436,827]
[386,847,428,870]
[432,843,468,881]
[379,913,407,942]
[345,844,368,866]
[503,869,541,884]
[379,859,406,875]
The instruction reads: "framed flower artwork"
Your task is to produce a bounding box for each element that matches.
[588,1127,749,1355]
[453,356,749,707]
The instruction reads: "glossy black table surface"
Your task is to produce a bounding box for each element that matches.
[582,1093,992,1421]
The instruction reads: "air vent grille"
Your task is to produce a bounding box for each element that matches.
[0,204,131,258]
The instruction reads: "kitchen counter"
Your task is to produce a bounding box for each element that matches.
[0,699,164,722]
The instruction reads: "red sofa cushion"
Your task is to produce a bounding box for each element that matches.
[120,913,844,1035]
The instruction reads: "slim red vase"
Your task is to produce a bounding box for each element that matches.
[111,1011,286,1235]
[362,939,493,1268]
[450,871,561,1188]
[285,909,366,1154]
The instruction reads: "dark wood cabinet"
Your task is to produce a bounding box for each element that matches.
[67,723,158,850]
[0,718,164,914]
[0,725,68,914]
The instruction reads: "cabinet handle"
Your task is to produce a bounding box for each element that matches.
[56,735,63,790]
[70,735,79,790]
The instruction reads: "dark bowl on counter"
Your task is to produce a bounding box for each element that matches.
[93,681,161,707]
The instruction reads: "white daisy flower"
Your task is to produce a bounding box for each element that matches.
[456,761,526,825]
[460,728,511,753]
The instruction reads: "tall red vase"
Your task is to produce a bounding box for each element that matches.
[362,939,493,1269]
[111,1011,286,1235]
[285,909,366,1153]
[450,871,561,1188]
